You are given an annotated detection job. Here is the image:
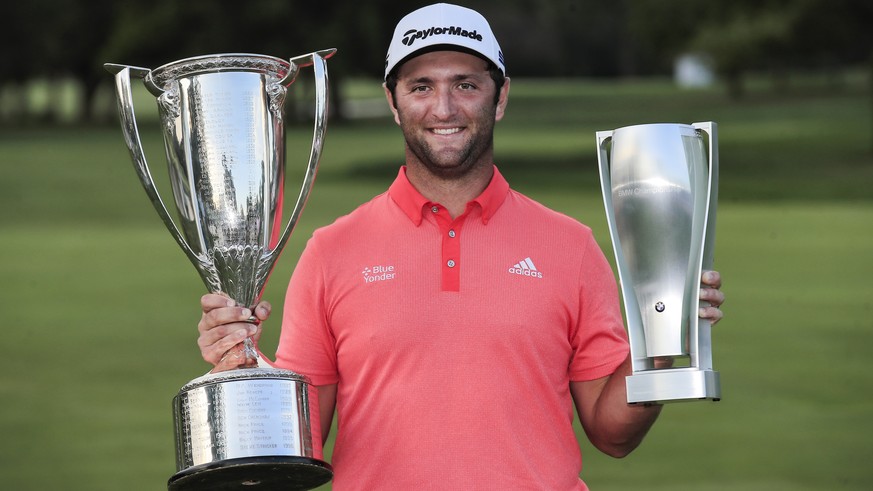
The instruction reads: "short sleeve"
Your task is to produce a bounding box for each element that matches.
[274,238,340,386]
[568,234,629,381]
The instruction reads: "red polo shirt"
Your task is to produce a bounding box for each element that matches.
[276,166,629,490]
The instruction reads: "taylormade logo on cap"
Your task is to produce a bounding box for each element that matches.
[385,3,505,79]
[401,26,484,47]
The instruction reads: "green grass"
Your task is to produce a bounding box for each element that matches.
[1,72,871,490]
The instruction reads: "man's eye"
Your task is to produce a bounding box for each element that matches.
[458,83,476,90]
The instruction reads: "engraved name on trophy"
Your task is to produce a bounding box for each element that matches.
[106,49,336,490]
[596,122,721,404]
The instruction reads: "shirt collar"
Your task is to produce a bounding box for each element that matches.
[388,165,510,226]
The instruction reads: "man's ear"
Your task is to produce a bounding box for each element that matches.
[495,77,510,122]
[383,83,401,126]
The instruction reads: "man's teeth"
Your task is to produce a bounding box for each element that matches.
[433,128,461,135]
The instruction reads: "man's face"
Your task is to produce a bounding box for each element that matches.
[386,50,509,179]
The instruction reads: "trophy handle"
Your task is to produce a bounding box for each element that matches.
[595,130,614,215]
[691,122,719,272]
[690,122,719,371]
[104,64,206,272]
[263,50,334,270]
[595,131,617,252]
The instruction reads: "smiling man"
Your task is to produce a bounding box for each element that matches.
[197,3,725,490]
[385,48,508,214]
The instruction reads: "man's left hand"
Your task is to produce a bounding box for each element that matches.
[699,270,725,324]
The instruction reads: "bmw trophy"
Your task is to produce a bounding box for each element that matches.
[105,49,336,489]
[596,122,721,404]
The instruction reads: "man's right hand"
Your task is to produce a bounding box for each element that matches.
[198,293,272,372]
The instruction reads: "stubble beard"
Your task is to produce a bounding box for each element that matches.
[400,108,496,180]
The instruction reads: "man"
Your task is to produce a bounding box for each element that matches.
[197,3,725,490]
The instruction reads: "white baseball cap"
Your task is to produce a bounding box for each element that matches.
[384,3,505,80]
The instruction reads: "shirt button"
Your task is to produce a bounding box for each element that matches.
[448,229,456,238]
[447,259,456,268]
[431,206,439,213]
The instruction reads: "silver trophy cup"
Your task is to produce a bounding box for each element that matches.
[106,50,336,490]
[596,122,720,404]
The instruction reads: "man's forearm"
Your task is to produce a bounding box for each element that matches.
[571,356,664,458]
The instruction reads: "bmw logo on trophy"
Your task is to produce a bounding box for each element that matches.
[106,49,336,490]
[596,122,721,404]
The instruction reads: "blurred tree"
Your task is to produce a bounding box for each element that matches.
[623,0,710,75]
[782,0,873,83]
[97,0,409,121]
[462,0,630,78]
[1,2,42,121]
[2,0,871,123]
[2,0,115,123]
[687,0,873,97]
[691,4,794,97]
[62,0,118,122]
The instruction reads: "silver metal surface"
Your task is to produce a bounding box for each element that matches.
[596,122,720,404]
[106,51,336,489]
[106,50,334,319]
[173,369,314,469]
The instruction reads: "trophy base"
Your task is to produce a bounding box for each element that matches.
[172,368,332,489]
[626,368,720,404]
[168,455,332,490]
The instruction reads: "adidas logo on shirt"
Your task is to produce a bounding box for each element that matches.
[508,257,543,279]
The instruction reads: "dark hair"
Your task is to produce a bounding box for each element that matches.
[385,56,506,107]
